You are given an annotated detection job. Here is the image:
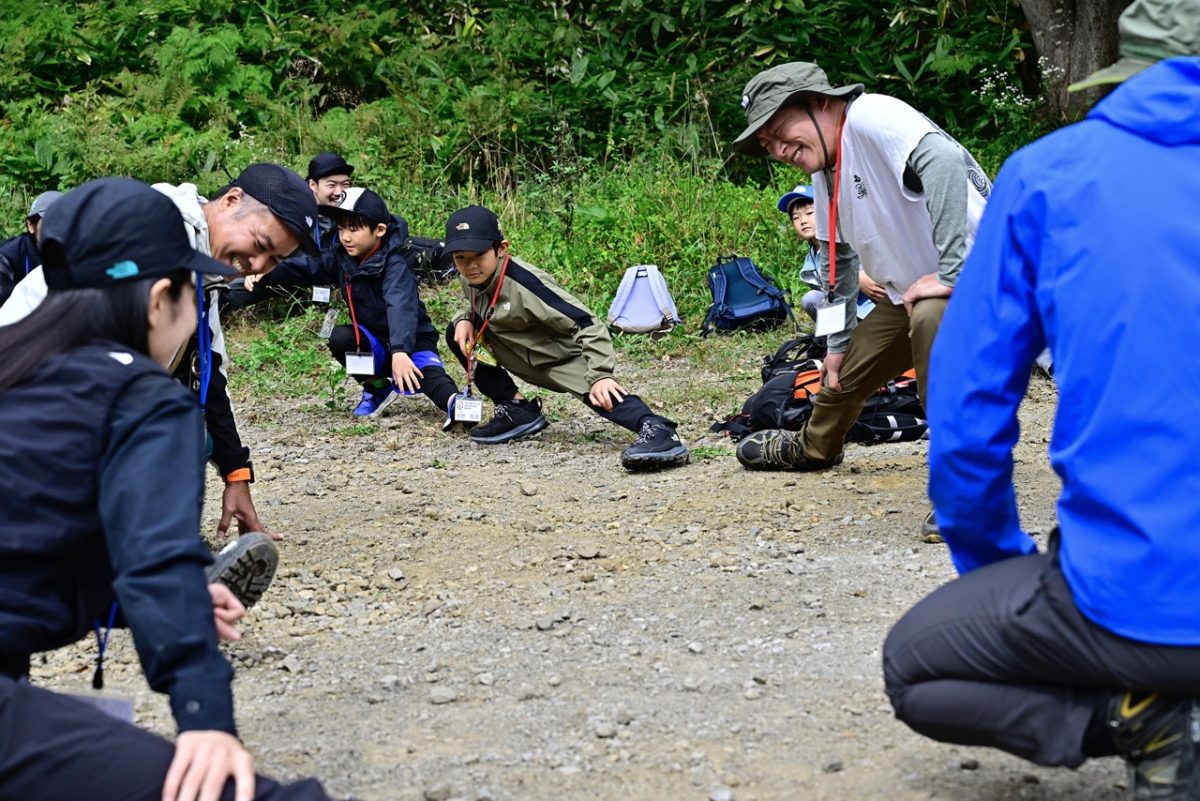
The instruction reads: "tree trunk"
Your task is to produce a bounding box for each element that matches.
[1019,0,1132,120]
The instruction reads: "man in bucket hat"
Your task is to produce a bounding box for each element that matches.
[883,3,1200,799]
[731,60,990,537]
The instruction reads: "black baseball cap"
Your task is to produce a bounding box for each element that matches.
[444,205,504,253]
[40,177,237,291]
[307,152,355,181]
[320,187,389,226]
[226,163,320,256]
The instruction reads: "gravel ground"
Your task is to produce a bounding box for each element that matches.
[36,338,1129,801]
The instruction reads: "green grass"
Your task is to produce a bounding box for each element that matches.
[691,445,732,460]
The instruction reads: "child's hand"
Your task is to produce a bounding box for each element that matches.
[392,352,424,394]
[589,377,628,412]
[453,320,475,354]
[243,274,260,292]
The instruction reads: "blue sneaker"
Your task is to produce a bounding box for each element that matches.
[353,386,397,417]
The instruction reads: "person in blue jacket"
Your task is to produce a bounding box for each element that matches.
[0,190,62,305]
[0,178,331,800]
[248,187,459,420]
[883,3,1200,799]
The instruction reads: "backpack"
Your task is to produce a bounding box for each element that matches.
[711,365,927,445]
[403,235,456,285]
[700,255,795,336]
[607,264,682,337]
[760,334,828,382]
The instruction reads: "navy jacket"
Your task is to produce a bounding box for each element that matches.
[0,343,236,733]
[0,232,39,307]
[264,215,438,355]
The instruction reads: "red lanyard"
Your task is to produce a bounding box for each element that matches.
[345,282,362,349]
[465,253,510,390]
[826,111,849,302]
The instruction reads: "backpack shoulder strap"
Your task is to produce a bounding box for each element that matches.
[644,265,681,324]
[607,265,640,323]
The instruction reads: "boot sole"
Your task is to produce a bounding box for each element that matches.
[621,445,691,471]
[470,415,549,444]
[205,532,278,609]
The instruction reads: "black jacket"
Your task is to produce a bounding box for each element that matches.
[0,232,39,307]
[0,343,236,733]
[264,215,438,354]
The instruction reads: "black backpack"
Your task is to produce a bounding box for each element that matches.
[403,236,456,285]
[760,334,828,382]
[700,255,795,336]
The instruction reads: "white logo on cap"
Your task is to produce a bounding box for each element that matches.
[741,94,750,110]
[305,216,314,227]
[456,222,470,230]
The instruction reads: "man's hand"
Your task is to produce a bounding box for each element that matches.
[217,482,279,541]
[902,272,952,315]
[588,377,628,412]
[207,584,245,643]
[391,352,424,395]
[859,270,888,302]
[453,320,475,355]
[163,730,255,801]
[821,351,846,392]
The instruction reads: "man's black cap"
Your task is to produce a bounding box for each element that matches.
[40,177,237,291]
[307,152,355,181]
[228,163,321,256]
[444,205,504,253]
[320,187,389,226]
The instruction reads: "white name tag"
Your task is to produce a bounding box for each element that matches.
[312,286,331,303]
[815,301,848,336]
[454,396,484,422]
[346,351,376,376]
[319,308,338,339]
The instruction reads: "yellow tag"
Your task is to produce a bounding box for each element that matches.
[473,345,497,367]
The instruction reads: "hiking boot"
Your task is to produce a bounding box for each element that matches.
[736,429,843,471]
[470,398,548,444]
[205,532,278,610]
[1109,692,1200,800]
[621,420,690,471]
[352,385,397,418]
[921,509,941,541]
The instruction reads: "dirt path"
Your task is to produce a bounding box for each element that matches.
[37,343,1126,801]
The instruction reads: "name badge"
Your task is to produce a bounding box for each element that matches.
[815,301,848,337]
[319,308,339,339]
[346,351,376,376]
[64,691,135,724]
[454,396,484,422]
[312,286,331,303]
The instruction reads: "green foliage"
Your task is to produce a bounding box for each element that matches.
[228,306,344,399]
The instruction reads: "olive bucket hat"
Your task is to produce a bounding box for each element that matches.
[1068,0,1200,91]
[731,62,864,157]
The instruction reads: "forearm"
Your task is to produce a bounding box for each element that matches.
[908,132,970,288]
[576,320,618,385]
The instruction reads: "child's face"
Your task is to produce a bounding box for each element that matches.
[790,201,816,241]
[452,241,508,286]
[339,218,387,257]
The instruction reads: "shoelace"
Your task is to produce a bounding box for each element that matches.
[633,421,657,445]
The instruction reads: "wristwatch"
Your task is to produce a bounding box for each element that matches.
[223,463,255,484]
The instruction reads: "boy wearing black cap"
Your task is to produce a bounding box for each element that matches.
[443,205,690,471]
[251,187,459,420]
[0,190,63,306]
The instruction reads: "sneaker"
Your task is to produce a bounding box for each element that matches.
[921,509,941,540]
[1109,692,1200,800]
[470,398,548,444]
[735,429,843,471]
[205,532,278,609]
[352,386,398,418]
[621,420,690,471]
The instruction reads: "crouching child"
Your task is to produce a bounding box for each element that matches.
[443,205,689,471]
[251,188,459,420]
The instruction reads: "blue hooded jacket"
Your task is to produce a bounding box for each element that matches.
[928,57,1200,645]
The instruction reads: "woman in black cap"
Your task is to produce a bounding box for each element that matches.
[0,178,330,801]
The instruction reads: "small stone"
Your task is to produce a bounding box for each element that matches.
[960,758,980,770]
[616,710,634,725]
[709,787,735,801]
[748,599,765,610]
[822,760,843,773]
[380,674,401,690]
[429,686,458,705]
[577,544,601,559]
[687,641,704,654]
[594,721,617,739]
[547,674,562,687]
[743,687,762,700]
[476,672,495,686]
[535,617,556,631]
[424,783,454,801]
[387,567,407,582]
[682,676,702,692]
[520,482,538,496]
[279,655,302,674]
[1022,774,1040,784]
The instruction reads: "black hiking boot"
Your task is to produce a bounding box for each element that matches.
[1109,692,1200,800]
[205,532,278,610]
[735,429,843,471]
[621,420,690,471]
[470,398,548,444]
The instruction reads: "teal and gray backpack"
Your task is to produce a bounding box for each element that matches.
[700,255,795,336]
[606,264,682,337]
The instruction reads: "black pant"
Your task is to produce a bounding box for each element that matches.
[883,549,1200,767]
[327,325,457,412]
[0,675,331,800]
[442,324,671,434]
